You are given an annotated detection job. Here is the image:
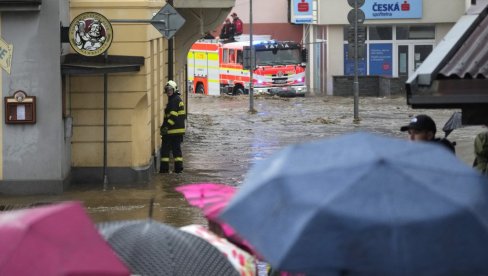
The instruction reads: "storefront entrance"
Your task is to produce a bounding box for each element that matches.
[396,43,433,81]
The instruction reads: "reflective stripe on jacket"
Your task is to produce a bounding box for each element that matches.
[163,94,185,135]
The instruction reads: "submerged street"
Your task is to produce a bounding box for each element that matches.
[0,94,484,226]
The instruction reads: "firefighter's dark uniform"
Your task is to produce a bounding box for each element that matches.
[160,90,186,173]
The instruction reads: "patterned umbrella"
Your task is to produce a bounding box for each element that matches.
[181,224,256,276]
[98,220,239,276]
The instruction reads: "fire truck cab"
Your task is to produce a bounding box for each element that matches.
[188,39,307,96]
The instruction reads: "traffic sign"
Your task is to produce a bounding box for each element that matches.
[347,0,365,8]
[347,44,366,60]
[347,26,366,44]
[347,9,365,25]
[151,4,185,39]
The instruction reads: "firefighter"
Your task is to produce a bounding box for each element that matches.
[160,80,186,173]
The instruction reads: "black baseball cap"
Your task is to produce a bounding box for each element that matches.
[400,115,436,133]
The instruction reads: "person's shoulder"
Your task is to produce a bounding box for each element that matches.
[475,131,488,154]
[475,131,488,142]
[175,94,183,102]
[169,94,182,102]
[434,138,456,153]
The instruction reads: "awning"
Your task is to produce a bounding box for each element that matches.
[0,0,41,11]
[406,1,488,109]
[61,54,144,75]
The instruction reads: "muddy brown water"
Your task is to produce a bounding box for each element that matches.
[0,94,484,227]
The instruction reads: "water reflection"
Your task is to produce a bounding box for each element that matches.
[0,95,484,227]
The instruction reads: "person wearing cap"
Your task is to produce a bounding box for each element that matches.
[160,80,186,173]
[219,18,235,40]
[400,114,456,153]
[231,12,243,36]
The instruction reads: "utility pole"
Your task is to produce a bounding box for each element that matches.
[167,0,174,80]
[347,0,365,123]
[353,0,359,122]
[249,0,256,113]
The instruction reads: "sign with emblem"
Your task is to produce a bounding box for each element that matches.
[0,37,13,74]
[69,12,113,56]
[363,0,422,19]
[291,0,314,24]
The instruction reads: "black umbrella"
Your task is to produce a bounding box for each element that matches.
[98,220,239,276]
[442,111,463,137]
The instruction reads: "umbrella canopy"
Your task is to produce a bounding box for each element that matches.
[0,201,130,276]
[98,220,239,276]
[220,132,488,276]
[176,183,255,254]
[442,111,463,137]
[176,183,236,220]
[180,224,256,276]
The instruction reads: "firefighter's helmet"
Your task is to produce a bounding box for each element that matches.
[165,80,179,94]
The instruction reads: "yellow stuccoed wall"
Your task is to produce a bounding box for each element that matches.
[70,0,168,169]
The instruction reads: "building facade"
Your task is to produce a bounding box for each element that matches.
[0,0,234,195]
[225,0,303,42]
[310,0,468,95]
[0,0,71,194]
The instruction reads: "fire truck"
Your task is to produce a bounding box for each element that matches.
[187,39,307,96]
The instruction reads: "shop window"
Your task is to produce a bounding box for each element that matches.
[237,50,243,64]
[369,26,392,40]
[229,49,236,63]
[397,26,435,40]
[223,49,229,63]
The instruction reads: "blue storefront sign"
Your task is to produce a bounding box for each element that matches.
[363,0,422,19]
[344,45,367,76]
[369,43,392,76]
[291,0,313,24]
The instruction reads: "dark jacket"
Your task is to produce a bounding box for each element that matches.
[433,138,456,153]
[220,22,235,39]
[162,93,185,135]
[473,131,488,174]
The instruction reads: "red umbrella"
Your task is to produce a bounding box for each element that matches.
[176,183,255,254]
[0,201,130,276]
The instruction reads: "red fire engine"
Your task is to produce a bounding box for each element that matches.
[187,39,307,96]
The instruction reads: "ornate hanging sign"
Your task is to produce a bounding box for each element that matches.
[69,12,113,56]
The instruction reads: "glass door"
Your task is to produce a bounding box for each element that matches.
[396,44,433,79]
[397,45,409,80]
[414,45,433,71]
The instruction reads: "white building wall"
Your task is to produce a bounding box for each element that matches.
[326,26,344,95]
[436,23,456,44]
[317,0,467,94]
[231,0,289,23]
[319,0,466,25]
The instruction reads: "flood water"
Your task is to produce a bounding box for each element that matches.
[0,94,484,227]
